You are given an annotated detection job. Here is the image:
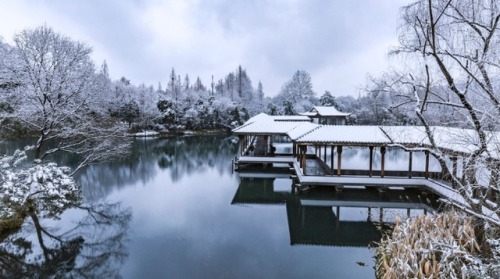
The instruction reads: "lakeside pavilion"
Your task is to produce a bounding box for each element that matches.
[299,106,351,125]
[232,113,500,214]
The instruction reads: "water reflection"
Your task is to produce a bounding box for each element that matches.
[0,201,131,278]
[1,136,440,278]
[233,176,441,248]
[75,136,238,201]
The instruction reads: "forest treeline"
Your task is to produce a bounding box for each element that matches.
[0,25,430,140]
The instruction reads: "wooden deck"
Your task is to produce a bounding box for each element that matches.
[291,161,467,208]
[236,156,295,165]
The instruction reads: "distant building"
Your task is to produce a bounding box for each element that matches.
[299,106,351,125]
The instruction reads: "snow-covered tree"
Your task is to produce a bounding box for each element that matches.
[193,76,206,91]
[273,70,316,114]
[0,147,80,220]
[318,91,337,107]
[5,26,131,172]
[375,0,500,249]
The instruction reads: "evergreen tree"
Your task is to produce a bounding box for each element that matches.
[184,74,190,91]
[319,91,337,107]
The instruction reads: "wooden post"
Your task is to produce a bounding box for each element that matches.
[452,156,458,188]
[425,151,430,179]
[292,143,296,158]
[301,146,307,175]
[337,145,343,176]
[369,146,374,177]
[408,151,413,178]
[323,145,327,162]
[462,158,467,183]
[238,135,244,156]
[264,135,269,156]
[381,146,386,178]
[488,161,499,202]
[299,145,303,168]
[330,145,334,175]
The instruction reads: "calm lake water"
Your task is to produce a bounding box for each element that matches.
[0,136,441,278]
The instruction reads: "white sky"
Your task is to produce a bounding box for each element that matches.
[0,0,411,97]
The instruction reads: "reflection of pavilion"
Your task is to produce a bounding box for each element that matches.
[232,177,439,247]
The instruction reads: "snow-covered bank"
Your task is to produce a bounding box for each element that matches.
[132,131,160,137]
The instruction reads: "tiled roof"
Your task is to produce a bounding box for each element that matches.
[311,106,351,117]
[287,122,321,140]
[296,125,389,144]
[233,120,307,135]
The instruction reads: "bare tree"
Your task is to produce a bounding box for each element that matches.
[9,26,130,172]
[378,0,500,247]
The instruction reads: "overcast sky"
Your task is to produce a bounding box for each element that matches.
[0,0,410,97]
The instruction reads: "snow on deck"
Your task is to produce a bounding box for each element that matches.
[237,156,295,164]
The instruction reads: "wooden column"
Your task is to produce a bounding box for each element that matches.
[425,151,430,179]
[369,146,374,177]
[292,143,296,158]
[452,156,458,188]
[238,135,244,155]
[297,145,304,168]
[408,151,413,178]
[488,161,500,202]
[301,146,307,175]
[319,145,322,159]
[380,146,386,178]
[330,145,335,175]
[337,145,343,176]
[264,135,269,156]
[323,145,327,162]
[462,158,467,183]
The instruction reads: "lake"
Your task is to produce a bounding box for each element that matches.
[0,136,441,278]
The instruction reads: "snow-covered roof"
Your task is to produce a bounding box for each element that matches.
[232,113,313,135]
[232,113,500,159]
[296,125,390,145]
[272,115,312,121]
[299,106,351,117]
[287,122,321,140]
[233,120,308,135]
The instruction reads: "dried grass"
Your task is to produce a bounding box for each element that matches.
[375,211,499,278]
